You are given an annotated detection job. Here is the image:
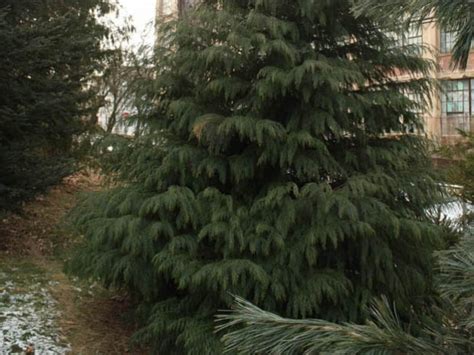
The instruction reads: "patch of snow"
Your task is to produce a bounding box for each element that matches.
[0,264,70,354]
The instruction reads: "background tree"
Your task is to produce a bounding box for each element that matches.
[0,0,115,211]
[97,50,134,134]
[81,43,156,178]
[95,45,156,135]
[92,18,142,135]
[68,0,443,353]
[354,0,474,69]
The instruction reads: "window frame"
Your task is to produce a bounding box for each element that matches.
[440,29,457,54]
[441,79,472,116]
[405,24,423,49]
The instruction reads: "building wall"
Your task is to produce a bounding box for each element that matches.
[155,0,179,47]
[421,21,440,139]
[154,3,472,143]
[435,42,474,143]
[155,0,198,20]
[396,21,474,143]
[156,0,179,18]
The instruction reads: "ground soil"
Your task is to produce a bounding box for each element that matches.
[0,172,143,354]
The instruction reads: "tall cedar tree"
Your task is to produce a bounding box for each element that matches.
[0,0,113,210]
[69,0,443,353]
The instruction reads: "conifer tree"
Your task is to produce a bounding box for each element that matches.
[69,0,443,353]
[0,0,114,211]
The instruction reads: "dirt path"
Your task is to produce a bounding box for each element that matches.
[0,173,140,354]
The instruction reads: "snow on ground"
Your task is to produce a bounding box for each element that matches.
[0,262,70,354]
[429,198,474,228]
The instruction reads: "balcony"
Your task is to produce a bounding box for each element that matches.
[441,114,474,137]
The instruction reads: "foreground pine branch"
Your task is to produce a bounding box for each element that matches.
[217,296,442,354]
[218,228,474,354]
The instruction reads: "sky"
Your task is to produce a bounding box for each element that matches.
[116,0,156,48]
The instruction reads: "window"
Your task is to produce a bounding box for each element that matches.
[406,91,423,114]
[440,80,474,136]
[440,29,457,53]
[405,24,422,48]
[386,24,423,54]
[403,90,424,133]
[441,79,473,115]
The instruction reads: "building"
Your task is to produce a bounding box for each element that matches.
[155,0,197,21]
[395,22,474,144]
[155,3,473,144]
[155,0,198,49]
[156,0,178,19]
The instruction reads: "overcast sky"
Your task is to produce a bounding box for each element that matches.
[116,0,156,48]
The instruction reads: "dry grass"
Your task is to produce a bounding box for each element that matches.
[0,171,101,256]
[0,171,144,354]
[46,262,143,354]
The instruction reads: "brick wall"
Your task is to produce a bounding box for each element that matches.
[439,53,474,73]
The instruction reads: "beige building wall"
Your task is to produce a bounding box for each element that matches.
[155,0,198,46]
[155,0,179,47]
[421,21,440,139]
[417,21,473,143]
[155,0,198,20]
[391,21,474,143]
[155,4,472,144]
[156,0,179,18]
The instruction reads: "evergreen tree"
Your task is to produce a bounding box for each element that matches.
[0,0,114,211]
[69,0,443,353]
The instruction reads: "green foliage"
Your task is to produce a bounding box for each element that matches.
[0,0,114,210]
[69,0,444,353]
[218,227,474,354]
[0,144,75,211]
[439,132,474,204]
